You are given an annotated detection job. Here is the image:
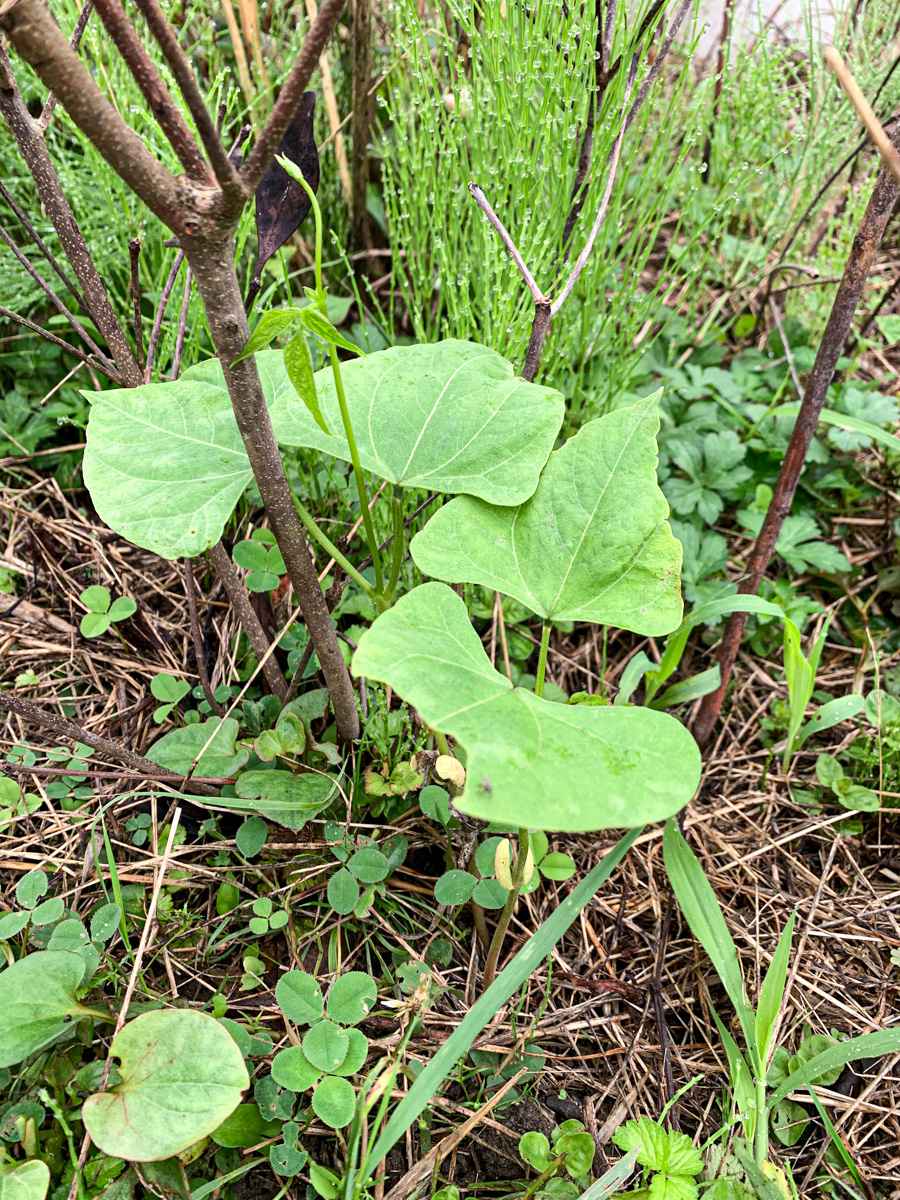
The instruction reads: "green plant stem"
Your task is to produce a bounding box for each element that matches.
[535,620,551,697]
[326,341,384,595]
[384,484,405,601]
[292,496,377,601]
[482,827,530,989]
[522,1157,565,1200]
[433,729,451,757]
[754,1075,769,1165]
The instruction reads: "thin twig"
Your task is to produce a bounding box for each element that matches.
[0,221,115,368]
[128,237,144,371]
[0,690,217,795]
[185,558,225,716]
[171,265,192,379]
[551,60,635,316]
[208,541,287,701]
[0,179,89,312]
[143,251,185,383]
[0,304,118,380]
[36,0,94,134]
[467,183,545,302]
[824,46,900,189]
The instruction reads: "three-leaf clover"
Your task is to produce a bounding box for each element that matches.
[815,754,878,813]
[233,530,286,592]
[247,896,290,937]
[272,969,375,1128]
[150,673,191,723]
[325,828,407,917]
[79,586,137,638]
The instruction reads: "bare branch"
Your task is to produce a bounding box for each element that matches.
[35,0,93,135]
[242,0,346,191]
[0,220,115,369]
[129,237,144,371]
[91,0,212,183]
[144,250,185,383]
[171,265,192,378]
[208,541,287,701]
[0,37,142,384]
[551,61,635,315]
[467,183,545,303]
[825,45,900,189]
[0,0,183,230]
[0,303,118,379]
[0,689,218,796]
[132,0,245,202]
[0,178,89,312]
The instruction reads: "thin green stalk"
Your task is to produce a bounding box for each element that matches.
[283,160,385,595]
[384,485,405,601]
[433,729,451,757]
[754,1075,769,1165]
[326,342,384,595]
[535,620,551,697]
[482,828,530,988]
[293,496,377,601]
[522,1158,565,1200]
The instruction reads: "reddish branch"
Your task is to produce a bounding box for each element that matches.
[692,119,900,750]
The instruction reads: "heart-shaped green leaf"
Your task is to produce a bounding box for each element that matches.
[411,394,682,633]
[0,1158,51,1200]
[82,1009,249,1161]
[351,583,700,831]
[146,718,250,778]
[233,770,337,829]
[303,1022,349,1071]
[83,365,253,559]
[272,341,563,504]
[0,950,106,1067]
[326,972,377,1025]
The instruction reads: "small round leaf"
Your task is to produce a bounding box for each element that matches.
[275,971,324,1026]
[311,1075,356,1129]
[539,852,576,881]
[303,1022,349,1072]
[434,870,476,907]
[331,1028,368,1077]
[0,1157,51,1200]
[236,817,268,858]
[473,878,508,909]
[30,897,64,927]
[210,1103,282,1148]
[327,869,359,916]
[107,597,137,622]
[90,903,122,944]
[326,971,377,1026]
[16,870,47,910]
[271,1046,322,1093]
[80,612,111,638]
[80,585,110,613]
[0,912,29,940]
[347,848,390,884]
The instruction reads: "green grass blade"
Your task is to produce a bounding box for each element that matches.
[710,1005,757,1141]
[365,828,640,1172]
[663,821,756,1056]
[796,695,865,749]
[768,1029,900,1107]
[804,1087,866,1194]
[772,404,900,456]
[754,911,795,1068]
[579,1148,639,1199]
[678,594,788,634]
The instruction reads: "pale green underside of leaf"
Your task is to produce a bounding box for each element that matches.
[0,1159,51,1200]
[411,394,682,633]
[351,583,700,831]
[83,343,563,559]
[83,369,253,559]
[82,1009,249,1162]
[271,340,564,502]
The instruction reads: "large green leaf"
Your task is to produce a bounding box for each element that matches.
[411,394,682,633]
[0,1159,50,1200]
[350,583,700,830]
[146,718,250,778]
[83,361,252,559]
[232,770,338,829]
[82,1009,249,1161]
[272,340,563,504]
[0,951,106,1067]
[83,343,562,560]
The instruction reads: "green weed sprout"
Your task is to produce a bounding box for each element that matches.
[782,616,830,773]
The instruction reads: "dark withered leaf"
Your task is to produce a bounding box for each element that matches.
[252,91,320,283]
